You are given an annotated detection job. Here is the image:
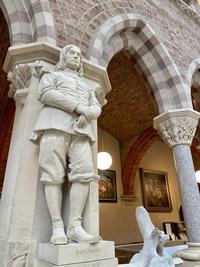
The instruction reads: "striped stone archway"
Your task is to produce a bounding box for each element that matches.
[186,58,200,93]
[0,0,56,46]
[87,14,192,113]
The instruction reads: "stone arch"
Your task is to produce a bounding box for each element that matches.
[192,137,200,159]
[87,14,192,113]
[28,0,56,44]
[186,58,200,88]
[122,127,160,195]
[0,0,56,46]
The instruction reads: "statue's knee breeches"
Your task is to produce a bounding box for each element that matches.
[67,135,98,183]
[38,130,99,184]
[39,130,68,184]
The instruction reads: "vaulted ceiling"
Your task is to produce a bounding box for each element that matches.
[98,51,158,144]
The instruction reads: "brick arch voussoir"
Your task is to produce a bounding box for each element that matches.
[88,14,148,63]
[31,0,56,44]
[122,127,160,195]
[0,0,34,45]
[0,0,56,46]
[78,2,134,53]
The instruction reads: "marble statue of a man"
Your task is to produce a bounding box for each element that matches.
[30,45,101,245]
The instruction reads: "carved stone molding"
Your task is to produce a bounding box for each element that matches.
[8,242,30,267]
[3,42,111,96]
[33,60,45,79]
[173,0,200,24]
[7,64,32,98]
[157,117,197,146]
[153,109,200,147]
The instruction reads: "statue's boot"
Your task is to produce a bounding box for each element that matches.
[50,217,68,245]
[67,182,100,243]
[67,218,100,243]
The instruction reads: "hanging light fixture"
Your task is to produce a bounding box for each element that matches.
[98,152,112,170]
[195,170,200,183]
[97,128,112,170]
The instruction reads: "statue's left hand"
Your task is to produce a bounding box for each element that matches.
[77,115,88,128]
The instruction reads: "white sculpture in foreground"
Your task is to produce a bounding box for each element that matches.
[130,206,175,267]
[30,44,103,245]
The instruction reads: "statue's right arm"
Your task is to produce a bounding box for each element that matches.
[38,73,78,113]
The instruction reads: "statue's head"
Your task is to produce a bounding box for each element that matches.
[55,44,83,76]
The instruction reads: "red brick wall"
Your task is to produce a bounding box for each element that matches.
[122,127,160,195]
[0,8,15,190]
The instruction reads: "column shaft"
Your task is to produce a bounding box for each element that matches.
[173,144,200,242]
[154,109,200,244]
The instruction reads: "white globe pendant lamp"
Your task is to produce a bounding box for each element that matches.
[195,170,200,183]
[97,128,112,170]
[97,151,112,170]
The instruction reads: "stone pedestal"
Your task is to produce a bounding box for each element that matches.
[38,241,118,266]
[38,258,118,267]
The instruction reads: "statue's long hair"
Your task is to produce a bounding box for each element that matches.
[55,44,84,76]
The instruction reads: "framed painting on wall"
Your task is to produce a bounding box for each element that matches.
[140,168,172,212]
[98,169,117,202]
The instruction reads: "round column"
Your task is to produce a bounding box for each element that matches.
[173,144,200,242]
[154,109,200,260]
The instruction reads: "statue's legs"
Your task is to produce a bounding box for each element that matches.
[39,130,69,245]
[39,131,100,244]
[66,135,100,243]
[67,182,100,243]
[45,184,68,245]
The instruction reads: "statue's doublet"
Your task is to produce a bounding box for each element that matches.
[53,70,91,106]
[31,70,98,144]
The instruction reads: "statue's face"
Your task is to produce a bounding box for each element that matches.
[65,46,81,71]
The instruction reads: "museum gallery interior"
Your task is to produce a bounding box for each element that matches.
[1,0,200,266]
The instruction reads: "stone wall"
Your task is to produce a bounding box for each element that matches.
[49,0,200,81]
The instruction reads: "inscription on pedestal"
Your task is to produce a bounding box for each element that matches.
[39,240,115,266]
[76,247,102,256]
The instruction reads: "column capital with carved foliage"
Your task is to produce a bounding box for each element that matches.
[7,63,33,105]
[153,109,200,147]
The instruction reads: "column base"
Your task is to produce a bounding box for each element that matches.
[39,240,118,266]
[177,242,200,261]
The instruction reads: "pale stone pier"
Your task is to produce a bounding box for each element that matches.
[0,42,118,267]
